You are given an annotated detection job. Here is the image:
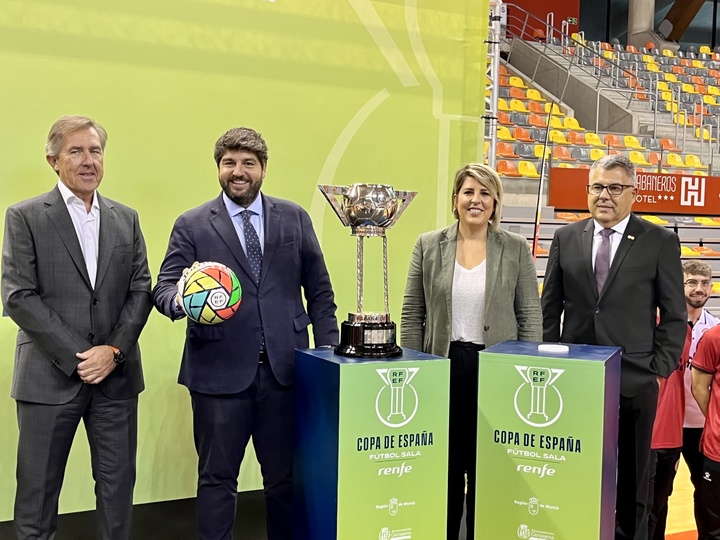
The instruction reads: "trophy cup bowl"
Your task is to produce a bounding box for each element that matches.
[318,183,416,358]
[343,184,399,230]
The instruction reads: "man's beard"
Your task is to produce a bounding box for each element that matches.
[686,294,708,309]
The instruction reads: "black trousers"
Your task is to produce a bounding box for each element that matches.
[701,455,720,539]
[648,428,707,539]
[615,384,659,540]
[447,341,484,540]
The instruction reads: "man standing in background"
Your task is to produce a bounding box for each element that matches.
[1,115,152,540]
[649,260,719,539]
[152,126,338,540]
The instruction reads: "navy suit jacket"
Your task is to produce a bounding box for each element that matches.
[541,213,686,396]
[152,193,338,394]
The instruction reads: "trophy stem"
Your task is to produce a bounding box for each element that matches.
[383,236,389,314]
[357,236,364,314]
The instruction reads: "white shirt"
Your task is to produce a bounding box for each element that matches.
[685,308,720,428]
[223,192,264,255]
[57,181,100,288]
[451,260,486,345]
[591,214,630,270]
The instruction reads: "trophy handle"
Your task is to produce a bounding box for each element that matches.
[317,185,351,227]
[384,190,417,229]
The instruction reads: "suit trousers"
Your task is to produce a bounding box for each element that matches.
[447,341,484,540]
[191,360,293,540]
[615,384,659,540]
[14,384,138,540]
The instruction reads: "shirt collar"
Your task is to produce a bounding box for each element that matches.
[593,213,630,236]
[223,191,264,220]
[57,180,99,212]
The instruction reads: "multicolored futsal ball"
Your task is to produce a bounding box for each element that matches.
[179,262,242,324]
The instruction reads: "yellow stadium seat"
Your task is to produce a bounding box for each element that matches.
[646,63,660,72]
[544,103,565,116]
[662,49,676,57]
[518,160,541,178]
[498,98,511,111]
[549,130,570,145]
[589,148,607,161]
[708,85,720,96]
[510,99,529,112]
[681,246,702,256]
[624,136,645,149]
[700,45,712,54]
[696,127,716,141]
[713,282,720,294]
[548,116,564,129]
[628,150,651,165]
[657,81,670,92]
[527,89,546,102]
[686,154,708,169]
[695,217,720,226]
[509,76,528,88]
[664,73,679,83]
[585,133,606,147]
[642,54,654,63]
[694,170,708,176]
[666,153,686,167]
[563,117,585,131]
[642,215,669,225]
[497,126,516,141]
[557,163,575,168]
[533,145,551,159]
[704,95,718,106]
[692,59,707,69]
[682,83,698,94]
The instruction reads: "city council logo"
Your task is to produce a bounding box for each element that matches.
[513,366,564,427]
[517,524,531,538]
[379,527,390,540]
[376,368,419,428]
[528,497,539,516]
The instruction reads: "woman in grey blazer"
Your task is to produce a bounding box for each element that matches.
[401,163,542,539]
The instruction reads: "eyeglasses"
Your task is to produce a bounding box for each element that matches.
[684,279,712,288]
[586,183,635,196]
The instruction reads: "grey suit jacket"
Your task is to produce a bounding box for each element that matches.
[541,213,686,396]
[401,222,542,356]
[1,187,152,404]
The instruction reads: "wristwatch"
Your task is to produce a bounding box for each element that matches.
[109,346,127,365]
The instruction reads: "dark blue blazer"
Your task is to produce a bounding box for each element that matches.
[152,193,338,393]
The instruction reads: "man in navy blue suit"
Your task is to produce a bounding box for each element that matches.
[152,127,338,540]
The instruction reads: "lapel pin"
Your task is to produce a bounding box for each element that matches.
[628,235,635,240]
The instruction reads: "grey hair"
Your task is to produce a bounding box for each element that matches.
[590,154,636,186]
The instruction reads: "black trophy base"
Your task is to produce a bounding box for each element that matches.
[335,320,403,358]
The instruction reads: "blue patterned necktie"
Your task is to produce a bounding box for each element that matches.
[241,210,262,282]
[594,228,614,293]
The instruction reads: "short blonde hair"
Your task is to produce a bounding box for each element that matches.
[451,163,503,232]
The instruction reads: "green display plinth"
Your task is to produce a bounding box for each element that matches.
[476,341,621,540]
[294,348,450,540]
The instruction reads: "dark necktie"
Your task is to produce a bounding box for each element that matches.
[241,210,262,282]
[241,210,265,349]
[594,228,614,293]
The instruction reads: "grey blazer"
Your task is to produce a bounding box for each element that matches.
[1,187,152,404]
[401,222,542,356]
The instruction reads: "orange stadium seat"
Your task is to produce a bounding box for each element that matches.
[553,146,576,161]
[497,160,522,177]
[568,131,588,145]
[513,127,535,142]
[496,142,518,158]
[604,134,626,148]
[660,138,679,151]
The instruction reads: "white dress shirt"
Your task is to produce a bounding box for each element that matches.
[57,181,100,288]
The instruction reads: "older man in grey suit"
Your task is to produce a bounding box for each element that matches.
[1,115,152,540]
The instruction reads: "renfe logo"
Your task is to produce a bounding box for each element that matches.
[516,463,556,479]
[378,462,413,477]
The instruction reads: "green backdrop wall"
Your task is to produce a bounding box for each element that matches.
[0,0,488,519]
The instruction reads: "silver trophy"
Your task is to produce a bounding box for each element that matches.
[318,183,416,358]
